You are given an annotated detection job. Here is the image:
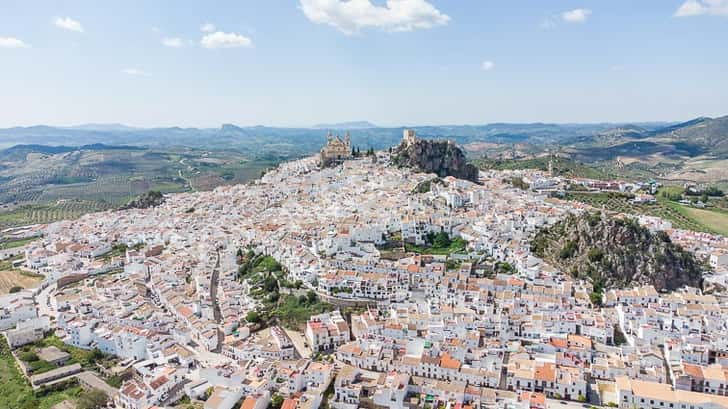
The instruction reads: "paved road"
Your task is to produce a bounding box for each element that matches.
[36,282,57,320]
[546,399,596,408]
[191,346,232,367]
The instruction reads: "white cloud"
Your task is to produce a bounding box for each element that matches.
[200,23,216,32]
[54,16,84,32]
[300,0,450,35]
[674,0,728,17]
[162,37,184,48]
[481,61,495,71]
[122,68,151,76]
[0,37,29,48]
[200,31,252,49]
[561,8,591,23]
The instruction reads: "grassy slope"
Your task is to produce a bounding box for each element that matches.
[674,205,728,236]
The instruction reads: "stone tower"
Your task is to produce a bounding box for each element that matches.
[403,129,417,145]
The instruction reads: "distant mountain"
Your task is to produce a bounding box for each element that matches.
[567,116,728,161]
[649,115,728,154]
[0,118,724,159]
[313,121,377,129]
[64,123,139,132]
[595,124,648,140]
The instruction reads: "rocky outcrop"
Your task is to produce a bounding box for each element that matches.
[391,139,479,182]
[531,212,706,291]
[120,190,165,210]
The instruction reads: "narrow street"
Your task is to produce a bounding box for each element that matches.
[211,249,222,323]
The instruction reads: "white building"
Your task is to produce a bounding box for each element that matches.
[5,316,50,347]
[306,311,351,352]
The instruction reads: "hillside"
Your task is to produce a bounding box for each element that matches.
[531,212,705,292]
[570,116,728,160]
[652,115,728,154]
[391,139,479,182]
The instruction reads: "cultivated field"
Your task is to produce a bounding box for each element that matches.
[0,200,115,230]
[0,146,281,229]
[678,206,728,237]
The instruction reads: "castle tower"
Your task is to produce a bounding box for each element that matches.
[403,129,416,145]
[344,131,351,149]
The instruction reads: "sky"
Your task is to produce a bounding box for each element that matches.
[1,0,727,128]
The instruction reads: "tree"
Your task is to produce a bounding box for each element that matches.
[432,231,451,248]
[307,290,319,304]
[9,286,23,293]
[245,311,261,323]
[613,324,627,346]
[271,394,285,409]
[76,388,109,409]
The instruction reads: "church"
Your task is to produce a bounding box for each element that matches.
[319,131,352,167]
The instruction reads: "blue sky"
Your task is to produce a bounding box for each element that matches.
[1,0,727,128]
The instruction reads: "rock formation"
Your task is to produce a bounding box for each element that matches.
[391,132,479,183]
[531,211,706,291]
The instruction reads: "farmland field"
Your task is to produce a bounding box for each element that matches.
[0,201,115,230]
[677,206,728,236]
[0,146,281,229]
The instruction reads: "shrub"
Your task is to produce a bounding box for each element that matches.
[587,248,604,263]
[18,351,39,362]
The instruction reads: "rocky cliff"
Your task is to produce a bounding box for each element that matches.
[120,190,165,210]
[531,212,705,291]
[391,139,479,182]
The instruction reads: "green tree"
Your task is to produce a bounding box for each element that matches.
[77,388,109,409]
[432,231,451,248]
[246,311,261,323]
[9,286,23,293]
[271,394,285,409]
